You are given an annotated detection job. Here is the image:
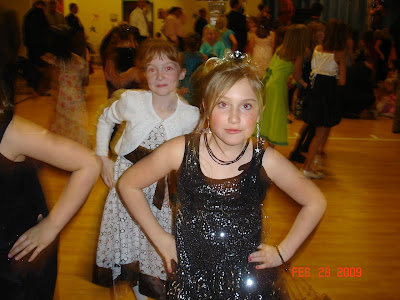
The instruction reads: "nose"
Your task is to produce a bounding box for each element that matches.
[156,70,164,80]
[228,108,240,124]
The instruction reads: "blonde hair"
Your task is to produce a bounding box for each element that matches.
[191,58,263,133]
[202,24,218,42]
[276,24,309,61]
[136,38,183,69]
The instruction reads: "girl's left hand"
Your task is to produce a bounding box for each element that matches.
[248,244,284,269]
[8,216,60,262]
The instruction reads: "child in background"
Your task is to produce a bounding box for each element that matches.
[118,57,326,299]
[43,27,90,147]
[178,32,207,104]
[200,24,226,58]
[244,15,258,53]
[93,39,199,300]
[248,17,275,78]
[260,24,309,147]
[289,21,326,163]
[301,19,347,179]
[100,24,142,98]
[215,15,238,51]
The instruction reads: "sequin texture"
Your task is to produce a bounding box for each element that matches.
[170,134,283,299]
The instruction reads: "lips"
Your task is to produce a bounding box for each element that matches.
[156,84,168,88]
[225,129,242,134]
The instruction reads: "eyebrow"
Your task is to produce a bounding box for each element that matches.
[220,96,257,102]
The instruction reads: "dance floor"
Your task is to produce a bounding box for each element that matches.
[14,66,400,300]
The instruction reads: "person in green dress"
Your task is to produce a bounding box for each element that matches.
[260,24,309,146]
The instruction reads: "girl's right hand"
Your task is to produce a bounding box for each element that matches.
[100,156,115,188]
[248,244,284,269]
[155,232,177,273]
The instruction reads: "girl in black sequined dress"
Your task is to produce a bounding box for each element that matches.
[0,8,101,299]
[118,57,327,299]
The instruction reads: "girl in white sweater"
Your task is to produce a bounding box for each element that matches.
[93,39,199,299]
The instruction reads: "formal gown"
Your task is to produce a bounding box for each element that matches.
[170,133,288,299]
[260,54,294,145]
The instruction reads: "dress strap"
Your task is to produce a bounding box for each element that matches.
[0,110,13,143]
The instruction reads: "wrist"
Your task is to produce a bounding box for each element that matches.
[100,155,111,162]
[275,245,285,264]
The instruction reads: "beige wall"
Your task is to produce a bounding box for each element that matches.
[2,0,31,55]
[62,0,260,54]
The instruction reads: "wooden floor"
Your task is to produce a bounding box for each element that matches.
[14,67,400,300]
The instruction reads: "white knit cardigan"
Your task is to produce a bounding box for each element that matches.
[96,90,200,157]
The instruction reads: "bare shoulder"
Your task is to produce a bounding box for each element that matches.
[314,44,323,52]
[262,146,286,167]
[262,146,302,182]
[2,116,100,170]
[0,116,47,161]
[155,135,187,170]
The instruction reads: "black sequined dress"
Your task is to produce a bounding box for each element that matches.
[0,113,58,300]
[171,134,284,299]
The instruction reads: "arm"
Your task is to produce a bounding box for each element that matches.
[293,55,307,89]
[96,92,128,187]
[347,38,355,65]
[5,116,102,262]
[117,136,186,271]
[249,147,326,268]
[336,50,347,86]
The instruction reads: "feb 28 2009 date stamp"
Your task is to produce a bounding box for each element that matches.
[291,267,362,278]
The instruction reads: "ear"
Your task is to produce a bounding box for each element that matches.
[179,68,186,80]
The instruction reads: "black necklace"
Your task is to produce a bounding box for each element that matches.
[204,134,250,165]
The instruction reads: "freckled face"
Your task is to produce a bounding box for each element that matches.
[146,55,185,97]
[210,78,259,147]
